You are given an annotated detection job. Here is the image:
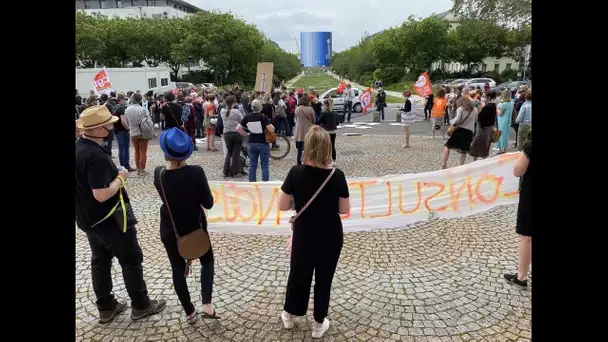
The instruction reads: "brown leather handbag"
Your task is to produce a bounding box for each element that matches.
[159,168,210,261]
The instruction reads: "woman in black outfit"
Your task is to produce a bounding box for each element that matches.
[319,99,338,164]
[504,138,532,288]
[278,126,350,339]
[469,90,497,161]
[153,127,218,324]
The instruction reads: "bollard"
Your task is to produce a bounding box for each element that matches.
[395,108,401,122]
[372,110,381,123]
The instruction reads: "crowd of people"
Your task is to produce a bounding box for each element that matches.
[75,79,531,339]
[75,99,349,337]
[75,84,341,182]
[398,83,532,169]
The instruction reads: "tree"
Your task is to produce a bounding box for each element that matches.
[451,0,532,27]
[447,20,510,75]
[75,12,106,67]
[75,11,301,86]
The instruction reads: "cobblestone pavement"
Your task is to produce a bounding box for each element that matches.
[76,135,531,342]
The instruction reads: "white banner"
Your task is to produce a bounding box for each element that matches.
[206,153,521,235]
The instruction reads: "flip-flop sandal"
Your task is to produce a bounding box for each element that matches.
[201,310,220,319]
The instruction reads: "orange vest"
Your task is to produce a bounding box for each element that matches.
[431,98,447,118]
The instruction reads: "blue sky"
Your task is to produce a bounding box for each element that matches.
[186,0,453,53]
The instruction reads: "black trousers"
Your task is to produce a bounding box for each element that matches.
[329,133,337,161]
[296,141,304,165]
[223,132,243,176]
[162,234,215,315]
[284,243,342,323]
[85,226,150,311]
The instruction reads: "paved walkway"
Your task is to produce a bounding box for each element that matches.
[327,73,423,104]
[76,135,531,342]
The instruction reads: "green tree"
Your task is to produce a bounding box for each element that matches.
[75,11,106,67]
[447,20,510,75]
[451,0,532,27]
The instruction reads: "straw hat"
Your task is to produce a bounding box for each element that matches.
[76,105,118,130]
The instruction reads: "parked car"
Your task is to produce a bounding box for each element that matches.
[496,80,530,97]
[464,78,496,89]
[175,82,197,93]
[448,79,467,88]
[320,87,364,115]
[200,83,216,91]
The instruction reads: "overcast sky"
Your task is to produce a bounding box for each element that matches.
[186,0,453,53]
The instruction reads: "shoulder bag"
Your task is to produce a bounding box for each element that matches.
[263,114,277,143]
[447,108,473,137]
[159,168,210,264]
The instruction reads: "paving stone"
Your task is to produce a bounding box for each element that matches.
[76,136,531,341]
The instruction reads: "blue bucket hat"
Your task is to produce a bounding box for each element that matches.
[159,128,194,161]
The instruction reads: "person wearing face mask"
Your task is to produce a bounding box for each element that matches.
[75,105,167,325]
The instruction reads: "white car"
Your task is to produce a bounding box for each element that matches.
[201,83,216,91]
[464,78,496,89]
[319,87,364,113]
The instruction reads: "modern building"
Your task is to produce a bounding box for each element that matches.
[75,0,203,19]
[431,10,529,76]
[300,32,332,68]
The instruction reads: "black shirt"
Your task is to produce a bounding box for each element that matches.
[477,102,497,128]
[281,165,349,247]
[153,166,214,239]
[162,103,184,129]
[319,110,338,131]
[113,104,128,132]
[401,98,412,112]
[519,141,532,198]
[262,103,273,120]
[240,113,271,144]
[75,138,131,231]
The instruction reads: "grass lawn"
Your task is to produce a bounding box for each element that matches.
[290,74,403,103]
[289,74,341,94]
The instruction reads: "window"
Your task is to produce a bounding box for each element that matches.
[482,64,487,72]
[100,1,108,8]
[506,63,512,71]
[161,78,169,86]
[116,1,123,7]
[327,90,338,98]
[85,0,99,8]
[148,78,158,89]
[353,90,360,97]
[494,63,500,72]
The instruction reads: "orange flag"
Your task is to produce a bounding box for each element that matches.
[413,72,433,97]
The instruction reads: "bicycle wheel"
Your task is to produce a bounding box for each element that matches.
[270,134,290,160]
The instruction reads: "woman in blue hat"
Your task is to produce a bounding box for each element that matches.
[152,128,218,324]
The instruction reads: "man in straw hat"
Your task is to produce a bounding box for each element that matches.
[75,105,166,324]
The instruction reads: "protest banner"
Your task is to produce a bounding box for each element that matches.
[205,153,521,235]
[255,62,274,93]
[413,72,433,97]
[92,68,113,95]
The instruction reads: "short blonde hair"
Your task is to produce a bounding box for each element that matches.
[302,125,332,166]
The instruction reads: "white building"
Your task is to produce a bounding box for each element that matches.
[432,10,528,75]
[75,0,201,19]
[75,0,207,77]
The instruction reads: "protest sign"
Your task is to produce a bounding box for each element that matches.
[255,62,274,93]
[205,153,521,234]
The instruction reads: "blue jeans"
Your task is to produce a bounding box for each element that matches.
[248,143,270,182]
[114,131,132,169]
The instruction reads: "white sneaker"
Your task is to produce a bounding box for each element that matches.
[311,318,330,338]
[281,311,294,329]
